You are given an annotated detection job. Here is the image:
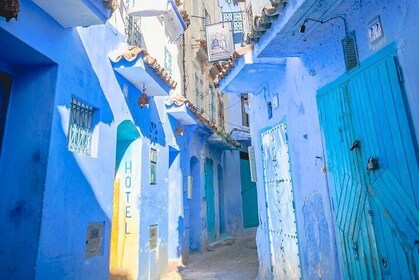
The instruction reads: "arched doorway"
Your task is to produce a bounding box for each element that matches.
[110,120,142,280]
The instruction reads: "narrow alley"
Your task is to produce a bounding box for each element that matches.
[1,0,418,279]
[164,234,258,280]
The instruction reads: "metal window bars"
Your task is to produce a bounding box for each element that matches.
[67,98,94,156]
[164,47,173,76]
[222,11,243,32]
[194,73,204,110]
[123,0,142,47]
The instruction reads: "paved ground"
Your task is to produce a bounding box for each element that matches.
[163,235,259,280]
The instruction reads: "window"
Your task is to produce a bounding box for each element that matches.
[194,72,204,110]
[222,12,243,32]
[203,9,211,38]
[124,0,142,47]
[0,72,11,153]
[150,147,157,185]
[209,86,216,122]
[164,47,172,76]
[241,94,249,127]
[149,225,158,250]
[218,93,225,130]
[67,98,94,156]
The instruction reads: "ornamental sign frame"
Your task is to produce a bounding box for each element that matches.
[206,22,234,62]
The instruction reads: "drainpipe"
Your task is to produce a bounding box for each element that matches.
[182,34,187,97]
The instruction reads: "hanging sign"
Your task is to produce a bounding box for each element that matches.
[206,22,234,62]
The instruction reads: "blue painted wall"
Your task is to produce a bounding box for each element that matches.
[0,0,174,278]
[221,0,419,279]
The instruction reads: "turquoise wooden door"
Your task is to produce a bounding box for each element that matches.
[205,158,216,243]
[240,153,259,228]
[318,45,419,279]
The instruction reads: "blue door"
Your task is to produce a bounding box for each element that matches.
[318,45,418,279]
[205,158,216,243]
[240,152,259,228]
[261,122,301,279]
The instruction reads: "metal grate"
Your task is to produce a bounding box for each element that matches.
[164,47,172,76]
[218,93,225,130]
[194,73,204,110]
[342,32,359,72]
[209,86,216,122]
[67,98,94,156]
[222,12,243,32]
[124,1,142,47]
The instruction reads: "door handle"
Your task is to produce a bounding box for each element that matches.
[350,140,360,151]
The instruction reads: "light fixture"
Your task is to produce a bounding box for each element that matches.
[175,125,184,136]
[138,83,149,108]
[299,16,348,36]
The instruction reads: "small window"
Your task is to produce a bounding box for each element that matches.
[241,94,249,127]
[149,225,158,251]
[150,147,157,185]
[209,86,216,122]
[164,47,172,76]
[67,98,94,156]
[194,72,204,110]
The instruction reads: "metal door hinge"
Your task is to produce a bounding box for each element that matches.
[395,57,404,84]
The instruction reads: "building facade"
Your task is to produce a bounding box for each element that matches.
[0,0,256,279]
[218,0,419,279]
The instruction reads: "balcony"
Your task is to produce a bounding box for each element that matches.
[32,0,114,27]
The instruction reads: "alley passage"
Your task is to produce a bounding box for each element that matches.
[166,235,259,280]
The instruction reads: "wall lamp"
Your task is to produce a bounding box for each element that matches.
[300,16,348,36]
[138,83,149,108]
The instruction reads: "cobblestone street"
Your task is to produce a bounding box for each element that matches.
[163,235,258,280]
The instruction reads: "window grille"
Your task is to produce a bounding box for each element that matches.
[218,93,225,130]
[194,73,204,110]
[222,12,243,32]
[124,1,142,47]
[342,32,359,72]
[164,47,172,76]
[209,86,216,122]
[67,98,94,156]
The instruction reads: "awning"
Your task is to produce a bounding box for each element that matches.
[165,95,198,125]
[32,0,113,27]
[128,0,168,17]
[110,45,177,96]
[207,133,241,151]
[129,0,187,41]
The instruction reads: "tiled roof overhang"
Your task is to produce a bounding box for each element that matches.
[111,46,177,90]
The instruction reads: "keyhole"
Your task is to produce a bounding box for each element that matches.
[381,257,387,268]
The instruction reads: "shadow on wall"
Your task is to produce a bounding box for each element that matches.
[302,192,331,280]
[0,29,58,278]
[189,156,201,252]
[176,215,184,258]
